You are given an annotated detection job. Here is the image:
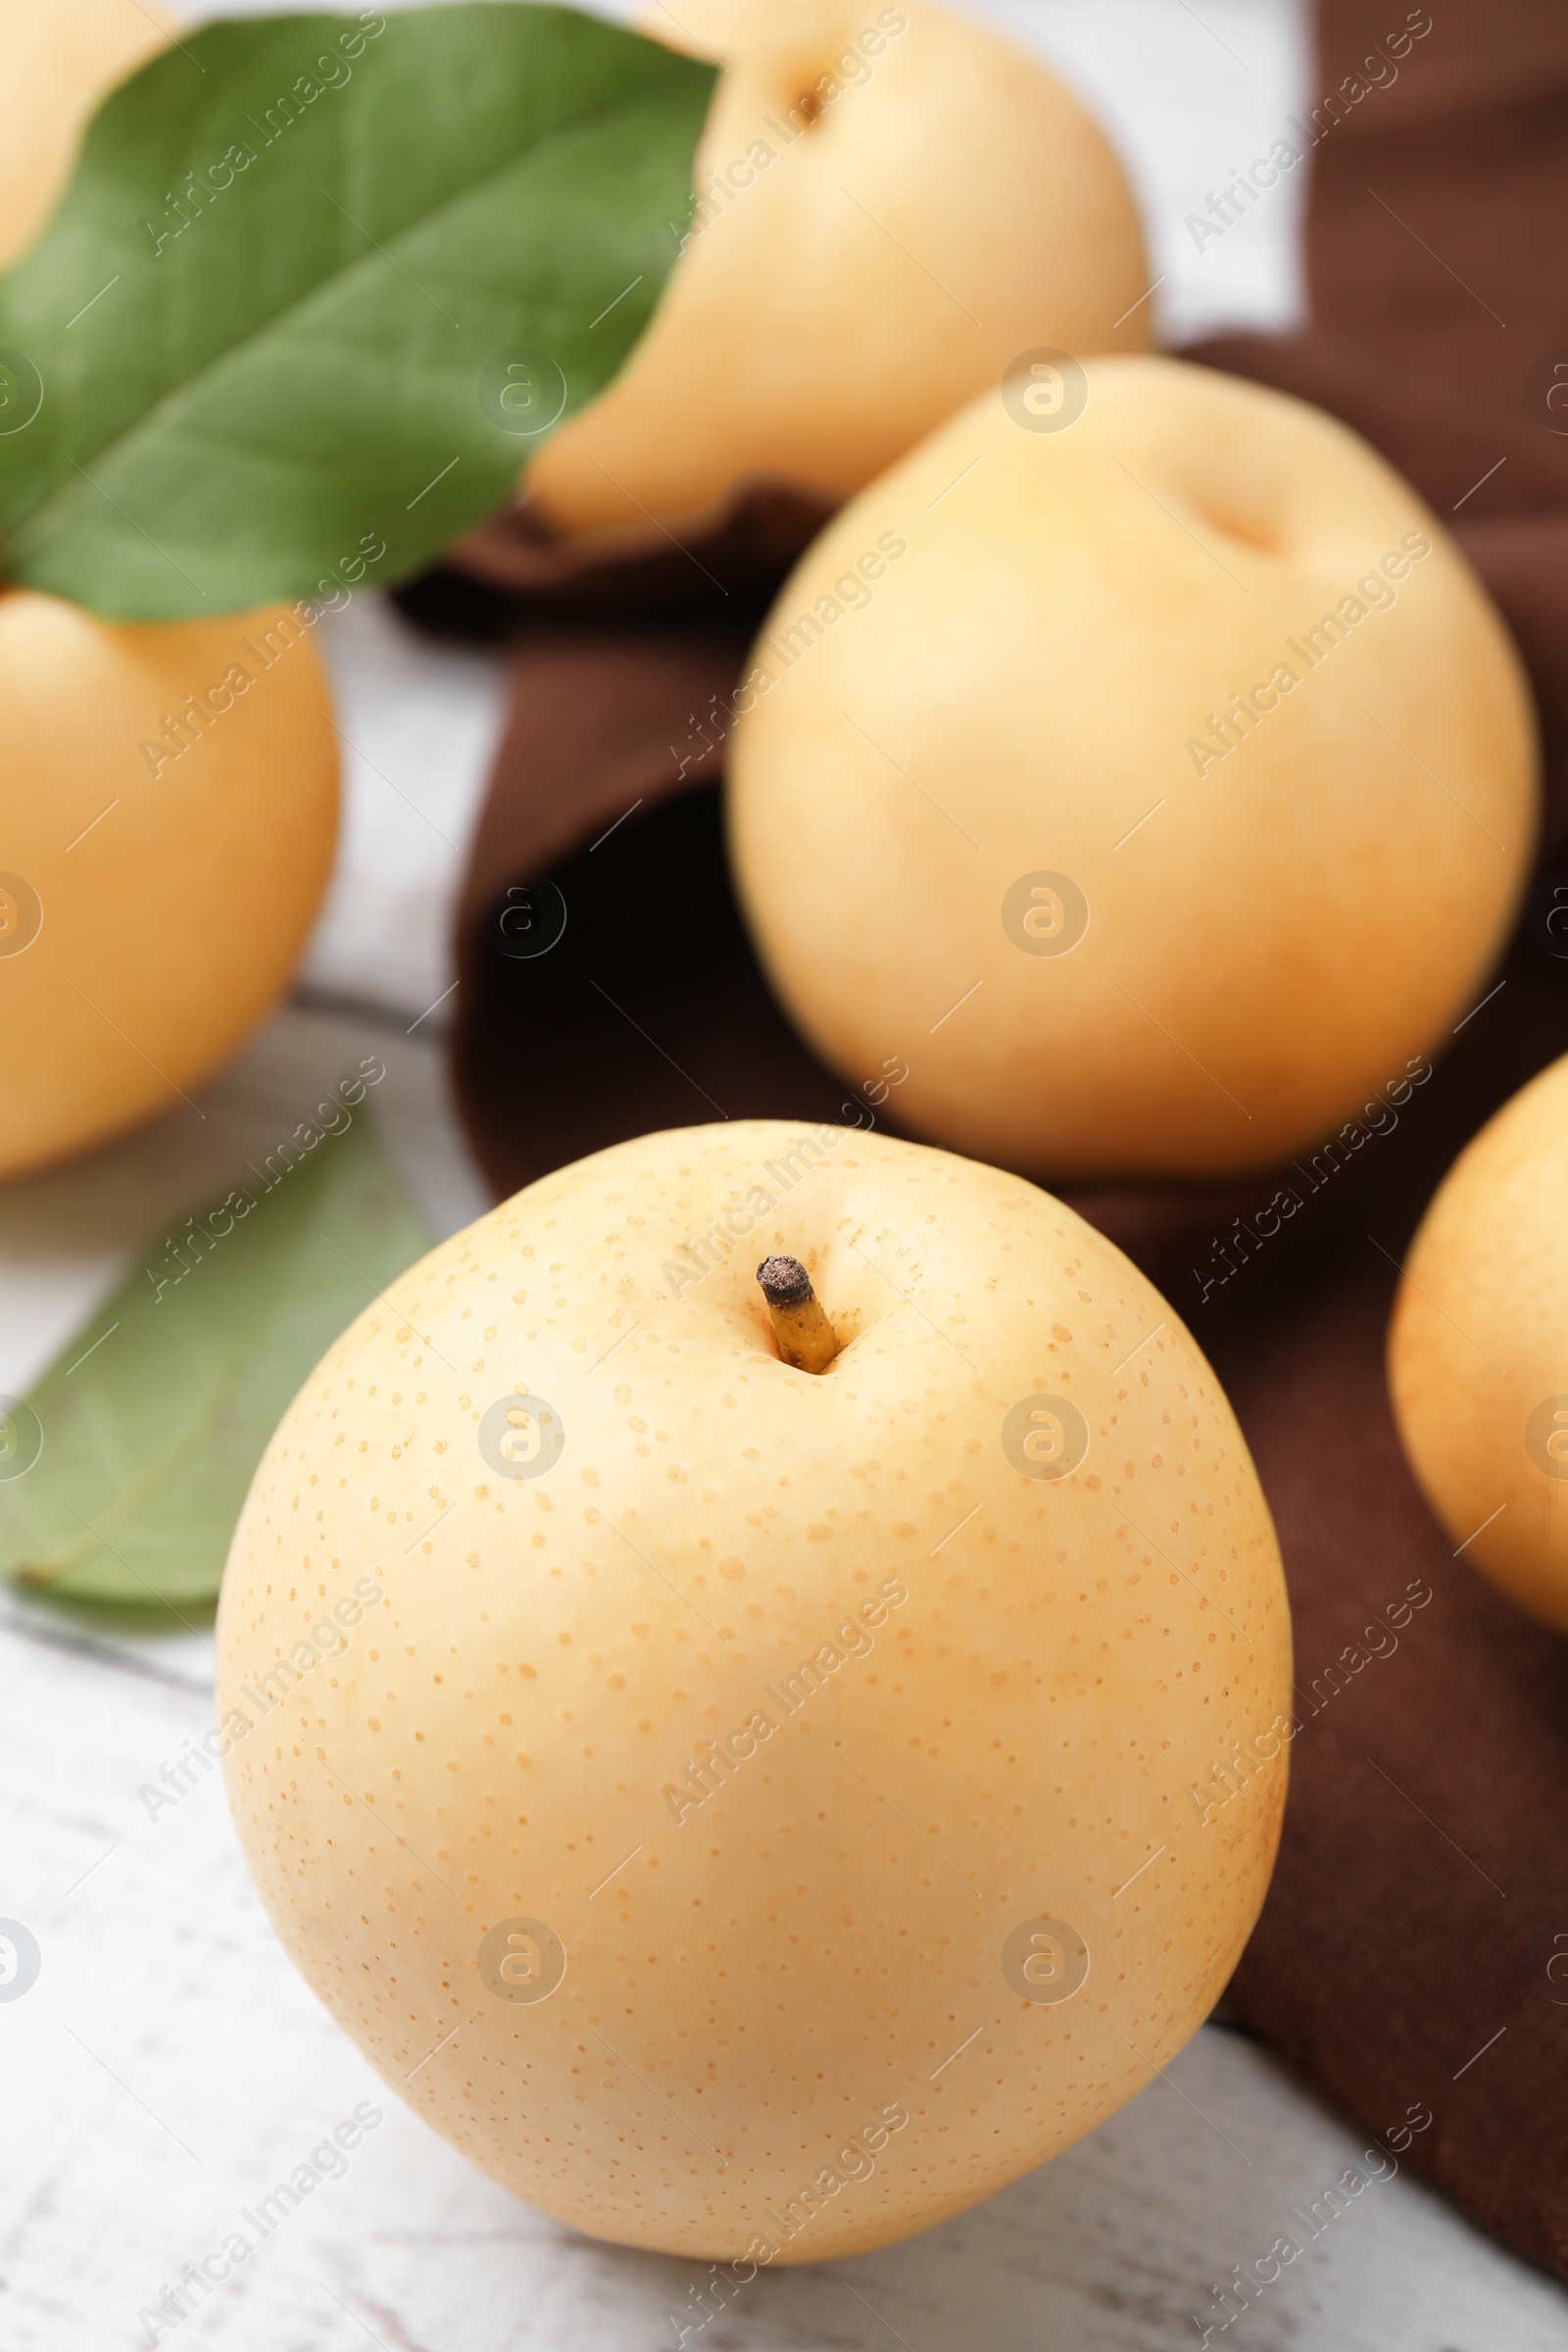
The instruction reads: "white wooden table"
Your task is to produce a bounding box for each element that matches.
[7,5,1565,2345]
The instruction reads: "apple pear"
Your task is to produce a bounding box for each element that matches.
[525,0,1151,534]
[0,0,170,270]
[218,1119,1290,2261]
[0,588,338,1178]
[727,356,1538,1181]
[1390,1053,1568,1632]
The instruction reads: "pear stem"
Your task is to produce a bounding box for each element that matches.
[757,1254,839,1373]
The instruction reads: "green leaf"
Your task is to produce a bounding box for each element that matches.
[0,6,711,618]
[0,1107,432,1615]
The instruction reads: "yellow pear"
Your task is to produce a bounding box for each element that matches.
[0,590,338,1178]
[526,0,1151,534]
[218,1119,1291,2262]
[1390,1054,1568,1632]
[0,12,340,1182]
[727,357,1538,1181]
[0,0,170,269]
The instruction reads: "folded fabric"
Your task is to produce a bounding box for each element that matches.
[1174,0,1568,2278]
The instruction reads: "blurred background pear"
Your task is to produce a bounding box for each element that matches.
[527,0,1151,533]
[0,588,338,1178]
[728,358,1538,1180]
[1390,1054,1568,1634]
[0,0,171,269]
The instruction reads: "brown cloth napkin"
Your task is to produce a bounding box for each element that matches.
[400,0,1568,2280]
[1171,0,1568,2279]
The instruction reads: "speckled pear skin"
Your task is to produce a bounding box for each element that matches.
[218,1121,1291,2262]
